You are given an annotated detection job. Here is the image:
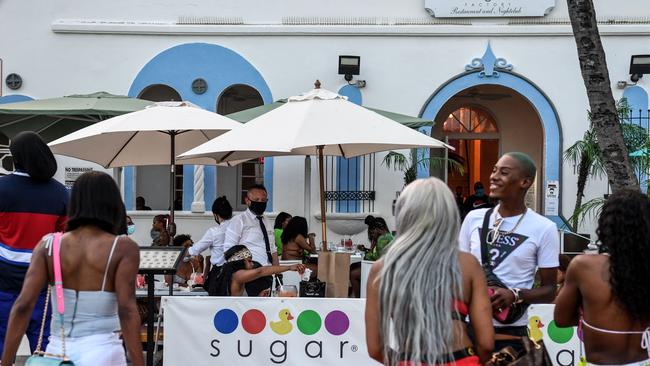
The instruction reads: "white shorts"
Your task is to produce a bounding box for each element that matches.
[45,332,126,366]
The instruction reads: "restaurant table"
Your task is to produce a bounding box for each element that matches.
[309,252,364,264]
[136,287,208,297]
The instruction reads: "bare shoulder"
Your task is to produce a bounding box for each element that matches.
[31,238,51,260]
[566,254,608,276]
[116,236,140,255]
[368,259,384,282]
[569,253,608,269]
[458,251,482,273]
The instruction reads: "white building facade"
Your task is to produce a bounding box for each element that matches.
[1,0,648,245]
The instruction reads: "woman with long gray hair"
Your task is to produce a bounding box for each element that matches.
[365,177,493,365]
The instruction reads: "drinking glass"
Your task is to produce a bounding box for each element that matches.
[344,237,353,251]
[277,285,298,297]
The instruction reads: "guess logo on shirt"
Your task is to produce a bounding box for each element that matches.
[479,229,529,268]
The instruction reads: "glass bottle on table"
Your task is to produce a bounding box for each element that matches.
[344,236,353,252]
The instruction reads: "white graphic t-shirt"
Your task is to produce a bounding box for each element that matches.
[458,207,560,327]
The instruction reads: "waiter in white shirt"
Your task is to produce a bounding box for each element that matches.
[188,196,233,295]
[223,184,278,296]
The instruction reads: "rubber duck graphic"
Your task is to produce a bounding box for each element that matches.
[528,316,545,342]
[270,309,294,335]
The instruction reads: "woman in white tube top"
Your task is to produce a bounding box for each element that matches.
[555,189,650,366]
[2,171,143,366]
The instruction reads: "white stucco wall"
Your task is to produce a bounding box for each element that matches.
[2,0,649,241]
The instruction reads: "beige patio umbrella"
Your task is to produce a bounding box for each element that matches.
[179,82,451,245]
[49,101,242,229]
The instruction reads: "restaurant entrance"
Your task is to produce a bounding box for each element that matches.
[430,84,544,211]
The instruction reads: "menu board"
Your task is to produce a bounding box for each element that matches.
[138,247,185,274]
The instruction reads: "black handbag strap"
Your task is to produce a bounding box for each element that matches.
[480,208,494,269]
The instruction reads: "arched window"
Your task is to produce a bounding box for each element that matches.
[436,106,500,206]
[217,85,265,209]
[216,84,263,115]
[138,84,182,102]
[443,107,498,133]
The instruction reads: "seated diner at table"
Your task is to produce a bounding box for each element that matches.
[281,216,316,260]
[150,214,170,246]
[165,235,204,288]
[350,215,394,297]
[274,211,292,256]
[212,245,305,296]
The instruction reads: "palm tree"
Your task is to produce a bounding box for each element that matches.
[566,0,639,192]
[564,99,648,229]
[382,149,464,186]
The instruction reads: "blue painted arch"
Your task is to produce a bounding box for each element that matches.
[419,70,563,217]
[623,85,648,129]
[128,43,272,109]
[0,95,33,104]
[126,43,274,211]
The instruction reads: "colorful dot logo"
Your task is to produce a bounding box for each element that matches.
[213,308,350,336]
[297,310,321,335]
[214,309,238,334]
[324,310,349,336]
[242,309,266,334]
[547,320,574,344]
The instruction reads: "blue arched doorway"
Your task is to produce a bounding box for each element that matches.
[418,44,563,223]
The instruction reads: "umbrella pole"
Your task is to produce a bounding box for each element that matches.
[318,146,328,250]
[169,132,177,237]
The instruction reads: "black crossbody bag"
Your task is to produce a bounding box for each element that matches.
[480,208,529,324]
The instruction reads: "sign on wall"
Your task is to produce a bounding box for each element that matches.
[163,297,380,366]
[425,0,556,18]
[64,166,93,189]
[544,180,559,216]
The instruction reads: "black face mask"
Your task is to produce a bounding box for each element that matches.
[249,201,267,216]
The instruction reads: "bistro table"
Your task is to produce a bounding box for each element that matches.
[136,287,208,297]
[309,252,364,264]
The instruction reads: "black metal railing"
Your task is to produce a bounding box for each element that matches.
[621,109,650,190]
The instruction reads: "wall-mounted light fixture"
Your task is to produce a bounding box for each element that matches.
[630,54,650,82]
[616,55,650,88]
[338,55,360,83]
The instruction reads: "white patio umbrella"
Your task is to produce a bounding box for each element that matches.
[179,83,451,245]
[49,101,242,228]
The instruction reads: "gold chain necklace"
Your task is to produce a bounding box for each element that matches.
[486,205,527,245]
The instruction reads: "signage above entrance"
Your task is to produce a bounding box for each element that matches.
[425,0,556,18]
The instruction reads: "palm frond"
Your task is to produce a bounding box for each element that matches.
[567,196,606,227]
[381,151,410,172]
[416,156,465,175]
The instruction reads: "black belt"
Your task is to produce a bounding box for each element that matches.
[495,325,528,337]
[437,347,476,364]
